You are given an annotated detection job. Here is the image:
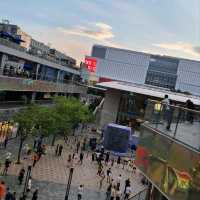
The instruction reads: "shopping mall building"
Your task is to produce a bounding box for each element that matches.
[85,45,200,200]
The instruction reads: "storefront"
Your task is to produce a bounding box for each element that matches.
[0,121,18,144]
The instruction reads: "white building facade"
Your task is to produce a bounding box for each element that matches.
[86,45,200,96]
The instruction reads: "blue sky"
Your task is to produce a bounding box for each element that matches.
[0,0,199,63]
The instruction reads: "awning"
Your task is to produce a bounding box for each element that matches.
[97,81,200,105]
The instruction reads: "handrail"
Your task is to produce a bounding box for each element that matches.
[128,188,148,200]
[145,99,200,151]
[93,98,105,115]
[148,99,200,114]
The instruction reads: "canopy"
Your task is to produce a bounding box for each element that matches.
[97,81,200,105]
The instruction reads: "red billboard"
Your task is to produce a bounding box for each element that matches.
[85,58,97,72]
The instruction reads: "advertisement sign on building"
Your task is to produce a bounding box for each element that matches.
[85,58,97,72]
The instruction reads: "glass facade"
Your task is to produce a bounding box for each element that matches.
[135,125,200,200]
[145,56,179,89]
[38,65,58,82]
[92,46,106,59]
[116,92,147,124]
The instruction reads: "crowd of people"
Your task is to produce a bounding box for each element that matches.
[0,130,145,200]
[0,135,47,200]
[62,137,143,200]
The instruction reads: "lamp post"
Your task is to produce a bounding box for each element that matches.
[22,165,32,199]
[64,167,74,200]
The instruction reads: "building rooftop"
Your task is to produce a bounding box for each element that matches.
[93,44,200,63]
[97,81,200,105]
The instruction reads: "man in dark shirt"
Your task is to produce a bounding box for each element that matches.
[5,188,13,200]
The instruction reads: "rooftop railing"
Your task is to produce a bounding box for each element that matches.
[144,99,200,151]
[0,37,77,69]
[0,37,26,52]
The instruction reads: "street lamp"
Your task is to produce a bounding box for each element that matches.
[64,167,74,200]
[22,165,32,199]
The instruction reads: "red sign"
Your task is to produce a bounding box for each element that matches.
[85,58,97,72]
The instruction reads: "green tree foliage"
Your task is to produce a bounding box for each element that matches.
[13,97,94,160]
[13,103,40,163]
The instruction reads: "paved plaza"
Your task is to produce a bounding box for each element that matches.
[0,136,146,200]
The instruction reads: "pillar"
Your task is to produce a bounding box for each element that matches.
[100,89,121,127]
[31,92,36,103]
[0,54,8,75]
[35,64,40,80]
[57,70,60,83]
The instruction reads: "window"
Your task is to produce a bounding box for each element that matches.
[145,55,179,89]
[92,46,106,59]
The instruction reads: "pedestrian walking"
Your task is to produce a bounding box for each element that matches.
[77,185,84,200]
[37,150,43,161]
[18,168,25,185]
[3,158,11,175]
[32,153,38,167]
[124,178,130,194]
[116,187,122,200]
[32,189,38,200]
[76,141,80,153]
[27,177,32,192]
[105,152,110,165]
[58,145,63,156]
[105,183,112,200]
[55,144,60,156]
[5,188,13,200]
[117,174,122,189]
[4,137,8,149]
[12,192,16,200]
[97,163,103,176]
[0,181,6,200]
[124,185,131,200]
[117,156,121,165]
[79,152,84,165]
[111,158,115,167]
[37,137,42,152]
[33,137,38,149]
[67,154,72,167]
[106,168,112,183]
[186,99,195,124]
[110,186,116,200]
[99,170,105,190]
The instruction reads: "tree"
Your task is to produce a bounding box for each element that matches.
[13,97,94,160]
[53,96,94,136]
[13,104,39,163]
[36,105,71,146]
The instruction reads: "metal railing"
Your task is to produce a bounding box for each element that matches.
[144,99,200,150]
[0,37,26,52]
[0,37,77,69]
[128,188,147,200]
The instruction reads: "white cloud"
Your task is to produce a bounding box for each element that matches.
[153,42,200,59]
[57,22,114,41]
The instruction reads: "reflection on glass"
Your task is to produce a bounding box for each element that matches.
[135,126,200,200]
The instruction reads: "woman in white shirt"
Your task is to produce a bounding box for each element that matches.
[27,177,32,192]
[124,186,131,200]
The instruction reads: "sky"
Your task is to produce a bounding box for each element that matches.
[0,0,200,64]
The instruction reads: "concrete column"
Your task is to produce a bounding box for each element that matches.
[35,64,40,80]
[0,54,8,75]
[100,89,121,127]
[57,70,60,83]
[31,92,36,103]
